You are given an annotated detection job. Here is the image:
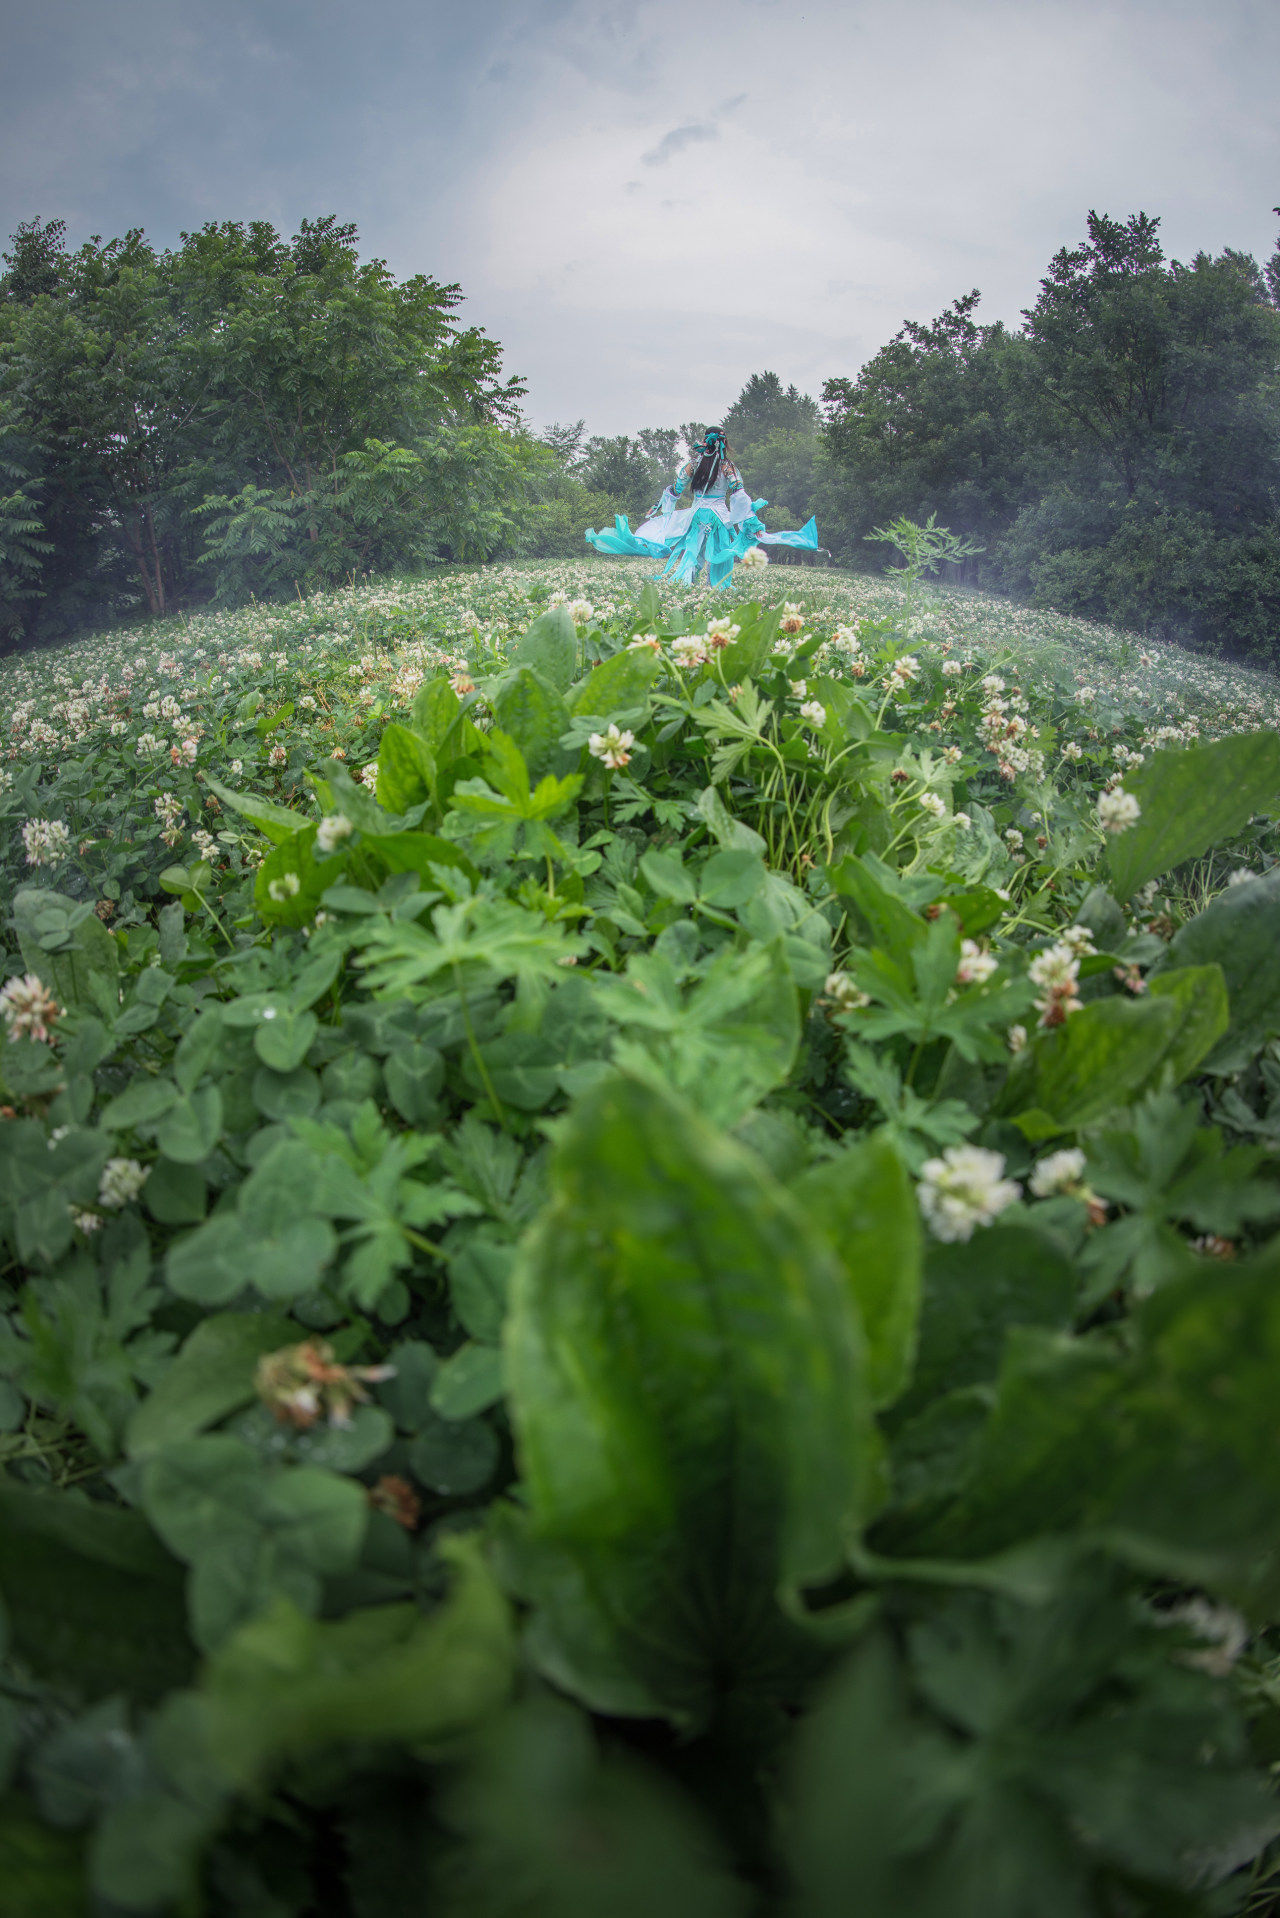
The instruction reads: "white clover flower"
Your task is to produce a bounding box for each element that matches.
[1004,827,1024,849]
[22,819,72,868]
[316,813,354,854]
[789,679,808,698]
[1097,788,1141,834]
[450,672,476,696]
[823,970,871,1014]
[671,636,709,669]
[588,722,635,770]
[779,601,806,635]
[299,695,317,711]
[1226,868,1256,888]
[229,759,243,776]
[918,791,946,819]
[740,545,768,569]
[706,618,741,648]
[953,811,972,829]
[1062,743,1085,763]
[1008,1023,1028,1053]
[567,598,595,624]
[628,633,662,653]
[799,700,827,728]
[956,939,998,985]
[1029,941,1083,1027]
[1029,1148,1087,1198]
[268,742,287,767]
[885,655,920,690]
[917,1145,1021,1242]
[0,972,61,1043]
[268,873,302,901]
[942,659,963,677]
[99,1157,149,1209]
[70,1207,104,1235]
[109,719,127,737]
[1060,924,1097,956]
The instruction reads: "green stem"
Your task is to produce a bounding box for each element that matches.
[190,887,236,951]
[453,962,509,1133]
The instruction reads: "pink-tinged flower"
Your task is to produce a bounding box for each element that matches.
[256,1339,395,1430]
[955,939,997,986]
[0,972,61,1043]
[588,722,635,770]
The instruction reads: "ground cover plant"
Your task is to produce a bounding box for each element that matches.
[3,535,1280,1914]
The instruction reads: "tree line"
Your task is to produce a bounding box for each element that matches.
[4,208,1280,661]
[696,213,1280,664]
[0,214,619,646]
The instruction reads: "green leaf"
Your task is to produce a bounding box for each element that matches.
[1107,731,1280,900]
[1025,994,1182,1129]
[794,1134,922,1409]
[494,667,572,782]
[409,1410,500,1495]
[639,847,696,903]
[593,941,800,1130]
[126,1312,297,1459]
[155,1084,223,1165]
[255,699,294,738]
[0,1794,87,1915]
[828,856,924,965]
[568,646,661,719]
[899,1225,1078,1418]
[1142,963,1228,1087]
[100,1076,179,1133]
[698,848,766,909]
[91,1536,513,1909]
[430,1341,505,1420]
[142,1438,368,1647]
[252,1006,318,1073]
[0,1484,192,1701]
[376,721,437,815]
[202,772,310,846]
[384,1041,445,1125]
[505,1072,876,1725]
[789,1578,1275,1918]
[1160,866,1280,1067]
[254,828,336,928]
[510,605,578,691]
[13,887,118,1012]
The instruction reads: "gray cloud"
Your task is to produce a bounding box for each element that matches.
[641,123,720,166]
[3,0,1278,441]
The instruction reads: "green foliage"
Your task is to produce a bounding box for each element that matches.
[505,1073,876,1724]
[820,210,1280,660]
[2,572,1280,1911]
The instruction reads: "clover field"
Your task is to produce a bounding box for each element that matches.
[4,552,1280,1916]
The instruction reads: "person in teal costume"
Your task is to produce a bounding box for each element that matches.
[585,427,820,586]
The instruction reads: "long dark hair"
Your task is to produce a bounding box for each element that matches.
[689,429,735,493]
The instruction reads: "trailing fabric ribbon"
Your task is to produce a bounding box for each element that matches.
[586,481,819,586]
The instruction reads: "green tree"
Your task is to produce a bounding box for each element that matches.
[721,370,819,463]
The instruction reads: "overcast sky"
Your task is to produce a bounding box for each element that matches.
[3,0,1278,436]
